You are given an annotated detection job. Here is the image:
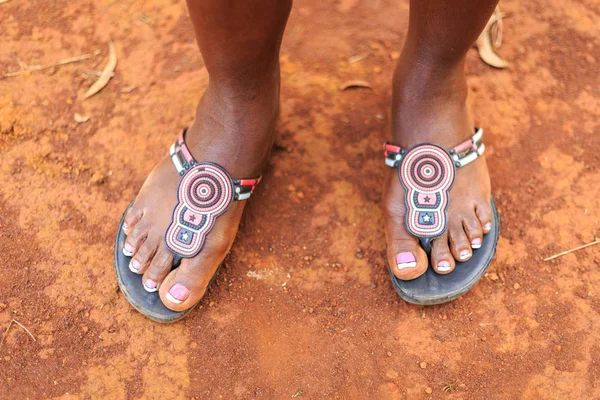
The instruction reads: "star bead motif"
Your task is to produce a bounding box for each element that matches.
[423,214,432,223]
[424,195,431,203]
[189,215,196,222]
[181,232,189,241]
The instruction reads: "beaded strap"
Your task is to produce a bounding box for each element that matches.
[164,129,261,259]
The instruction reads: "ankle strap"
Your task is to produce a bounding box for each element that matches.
[384,128,485,169]
[169,129,261,201]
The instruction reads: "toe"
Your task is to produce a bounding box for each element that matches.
[129,239,158,275]
[141,245,174,293]
[123,221,148,257]
[386,228,429,280]
[462,210,483,250]
[430,233,455,274]
[448,219,472,262]
[123,205,144,234]
[159,258,217,312]
[475,200,493,234]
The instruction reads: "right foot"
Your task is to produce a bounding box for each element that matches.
[122,81,278,311]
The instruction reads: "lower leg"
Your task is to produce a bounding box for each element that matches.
[122,0,292,311]
[392,0,499,147]
[386,0,498,279]
[185,0,293,176]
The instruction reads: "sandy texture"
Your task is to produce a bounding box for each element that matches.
[1,0,599,398]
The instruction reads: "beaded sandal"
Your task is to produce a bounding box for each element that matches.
[384,128,500,305]
[114,129,261,322]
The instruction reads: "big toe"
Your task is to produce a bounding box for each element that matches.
[386,227,429,280]
[159,258,218,312]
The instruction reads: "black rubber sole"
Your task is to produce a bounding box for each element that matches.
[114,202,219,323]
[388,197,501,305]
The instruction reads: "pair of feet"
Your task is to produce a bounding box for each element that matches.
[121,65,493,313]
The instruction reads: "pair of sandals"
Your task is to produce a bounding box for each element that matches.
[115,128,500,322]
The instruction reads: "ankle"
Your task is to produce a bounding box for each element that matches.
[183,77,278,177]
[391,57,472,147]
[393,55,468,106]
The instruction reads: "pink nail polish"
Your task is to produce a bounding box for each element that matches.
[471,238,482,249]
[437,261,451,272]
[144,279,158,293]
[166,284,189,304]
[396,252,417,270]
[129,259,140,273]
[123,242,134,256]
[484,223,492,231]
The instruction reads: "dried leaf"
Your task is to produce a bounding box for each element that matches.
[82,41,117,100]
[475,7,508,69]
[74,113,89,123]
[339,79,372,91]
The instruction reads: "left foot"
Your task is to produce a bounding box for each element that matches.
[384,58,494,280]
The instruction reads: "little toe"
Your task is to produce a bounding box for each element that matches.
[431,233,455,274]
[475,201,493,234]
[462,211,483,250]
[449,220,472,262]
[123,206,144,234]
[141,245,174,293]
[123,222,149,257]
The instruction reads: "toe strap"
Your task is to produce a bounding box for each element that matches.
[164,129,261,259]
[383,128,486,243]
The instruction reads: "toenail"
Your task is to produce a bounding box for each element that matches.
[166,284,189,304]
[396,252,417,269]
[484,222,492,232]
[459,250,470,260]
[123,223,128,231]
[437,261,451,272]
[123,243,133,257]
[129,259,140,273]
[144,279,158,293]
[471,238,482,249]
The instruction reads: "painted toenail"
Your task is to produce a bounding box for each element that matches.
[437,261,451,272]
[129,259,140,273]
[123,223,128,231]
[396,252,417,269]
[144,279,158,293]
[471,238,482,249]
[484,222,492,232]
[123,243,133,257]
[459,250,470,260]
[166,284,189,304]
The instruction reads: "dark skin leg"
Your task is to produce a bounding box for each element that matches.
[385,0,499,279]
[123,0,292,311]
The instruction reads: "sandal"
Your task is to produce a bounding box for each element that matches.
[114,128,261,322]
[383,128,500,305]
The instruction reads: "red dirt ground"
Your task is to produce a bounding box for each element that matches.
[1,0,600,398]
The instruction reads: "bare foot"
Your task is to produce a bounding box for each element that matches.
[384,59,493,280]
[122,80,278,311]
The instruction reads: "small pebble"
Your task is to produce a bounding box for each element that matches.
[425,387,433,394]
[420,362,427,369]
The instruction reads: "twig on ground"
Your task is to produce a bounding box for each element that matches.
[0,319,36,346]
[1,50,100,79]
[12,319,36,342]
[543,238,600,261]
